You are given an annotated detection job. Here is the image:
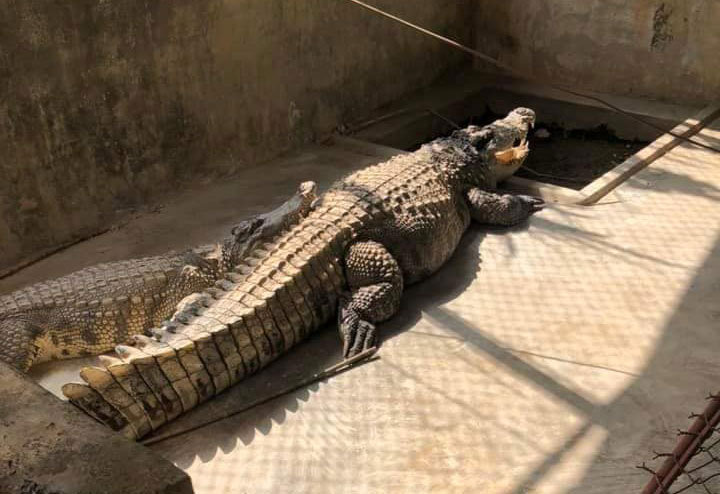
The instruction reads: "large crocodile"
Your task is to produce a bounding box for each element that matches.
[63,108,542,439]
[0,182,317,371]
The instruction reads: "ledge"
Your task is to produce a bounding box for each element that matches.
[0,362,193,494]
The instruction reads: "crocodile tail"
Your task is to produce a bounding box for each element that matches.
[0,317,39,372]
[62,214,353,439]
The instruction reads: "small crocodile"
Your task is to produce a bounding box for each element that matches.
[0,182,317,371]
[63,108,542,439]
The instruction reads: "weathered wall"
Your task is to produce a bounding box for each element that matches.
[474,1,719,106]
[0,0,472,273]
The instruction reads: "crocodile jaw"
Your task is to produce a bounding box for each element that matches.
[492,137,530,183]
[486,107,535,184]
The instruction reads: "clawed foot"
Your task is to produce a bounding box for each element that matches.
[339,311,377,358]
[517,194,545,213]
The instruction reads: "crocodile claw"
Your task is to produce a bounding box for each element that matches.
[341,319,376,358]
[517,194,545,213]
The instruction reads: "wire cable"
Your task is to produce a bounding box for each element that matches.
[344,0,720,154]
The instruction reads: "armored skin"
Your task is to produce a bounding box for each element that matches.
[0,182,317,371]
[63,108,542,439]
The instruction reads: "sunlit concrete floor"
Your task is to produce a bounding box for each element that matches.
[6,117,720,494]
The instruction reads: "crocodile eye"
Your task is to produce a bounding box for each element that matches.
[230,224,246,237]
[251,218,265,230]
[231,218,263,239]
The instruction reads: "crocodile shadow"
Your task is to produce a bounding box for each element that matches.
[148,221,519,468]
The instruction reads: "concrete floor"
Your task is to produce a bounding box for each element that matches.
[4,118,720,493]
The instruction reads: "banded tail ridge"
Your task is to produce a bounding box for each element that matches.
[62,213,352,439]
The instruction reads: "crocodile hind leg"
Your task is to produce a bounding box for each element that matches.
[466,188,544,226]
[338,241,403,357]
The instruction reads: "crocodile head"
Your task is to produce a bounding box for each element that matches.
[453,107,536,186]
[227,181,317,244]
[219,181,318,271]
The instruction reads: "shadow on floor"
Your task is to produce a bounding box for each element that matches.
[557,229,720,494]
[419,216,720,492]
[148,222,492,467]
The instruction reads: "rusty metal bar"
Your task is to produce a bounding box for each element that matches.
[641,393,720,494]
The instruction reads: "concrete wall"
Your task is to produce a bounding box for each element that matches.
[0,0,472,273]
[474,1,719,107]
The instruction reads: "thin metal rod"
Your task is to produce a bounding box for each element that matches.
[344,0,720,154]
[141,347,379,446]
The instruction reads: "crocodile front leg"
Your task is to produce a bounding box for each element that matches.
[339,241,403,357]
[466,188,543,226]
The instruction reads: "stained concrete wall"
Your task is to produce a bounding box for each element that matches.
[474,1,720,107]
[0,0,471,274]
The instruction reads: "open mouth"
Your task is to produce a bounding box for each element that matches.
[494,136,529,165]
